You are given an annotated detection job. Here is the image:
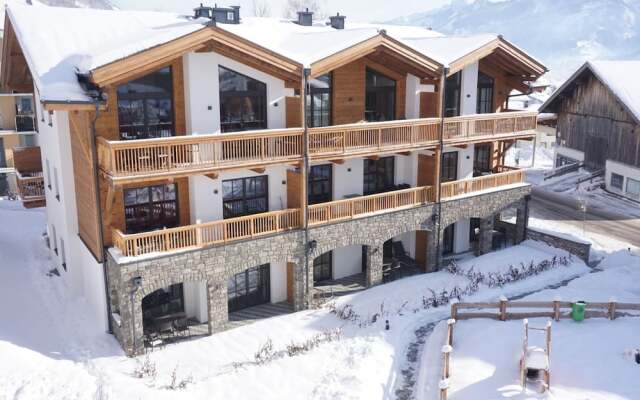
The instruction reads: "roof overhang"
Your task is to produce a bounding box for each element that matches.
[0,14,34,93]
[448,36,548,82]
[310,32,443,80]
[89,25,304,88]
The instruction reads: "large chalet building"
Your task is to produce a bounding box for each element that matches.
[541,60,640,202]
[0,3,546,355]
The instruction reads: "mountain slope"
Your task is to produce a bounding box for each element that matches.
[389,0,640,83]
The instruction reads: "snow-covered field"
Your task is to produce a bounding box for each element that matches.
[1,196,638,399]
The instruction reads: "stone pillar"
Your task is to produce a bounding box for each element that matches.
[365,244,383,287]
[426,230,439,272]
[117,288,144,356]
[293,259,311,311]
[477,217,494,256]
[207,279,228,334]
[515,200,529,244]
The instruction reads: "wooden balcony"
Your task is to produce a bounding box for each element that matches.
[97,128,304,184]
[308,118,440,160]
[16,171,45,207]
[443,111,537,145]
[112,208,301,257]
[440,169,526,199]
[308,185,436,226]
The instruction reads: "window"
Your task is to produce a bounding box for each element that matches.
[626,177,640,198]
[219,66,267,133]
[313,251,333,283]
[222,176,268,219]
[124,184,178,234]
[227,11,235,20]
[15,96,35,132]
[308,164,332,205]
[227,264,270,312]
[443,224,455,255]
[444,72,461,117]
[365,68,396,122]
[441,152,458,182]
[51,225,58,255]
[60,238,67,271]
[142,284,184,320]
[473,144,492,176]
[46,159,51,189]
[307,73,332,127]
[117,67,174,140]
[476,72,494,114]
[364,156,395,195]
[53,167,60,200]
[610,173,624,190]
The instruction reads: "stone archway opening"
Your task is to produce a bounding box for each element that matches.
[311,245,368,298]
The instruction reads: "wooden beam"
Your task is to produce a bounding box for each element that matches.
[329,159,345,165]
[397,151,411,156]
[250,167,266,174]
[205,173,219,180]
[367,155,380,161]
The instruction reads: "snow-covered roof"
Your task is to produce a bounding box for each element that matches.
[541,60,640,124]
[4,2,539,105]
[588,60,640,123]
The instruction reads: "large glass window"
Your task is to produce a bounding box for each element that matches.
[142,284,184,321]
[476,72,494,114]
[313,251,333,283]
[124,184,178,234]
[473,144,492,176]
[227,264,270,312]
[626,177,640,198]
[441,152,458,183]
[222,176,268,219]
[308,164,332,205]
[117,67,174,140]
[219,66,267,133]
[444,72,461,117]
[364,156,395,195]
[307,73,332,127]
[365,68,396,122]
[610,173,624,190]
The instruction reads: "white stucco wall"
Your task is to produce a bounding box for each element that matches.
[183,282,208,323]
[270,262,287,303]
[605,159,640,201]
[332,159,364,199]
[183,51,286,135]
[405,74,421,119]
[460,62,479,116]
[333,245,362,280]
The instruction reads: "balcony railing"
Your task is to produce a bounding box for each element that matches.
[440,169,526,199]
[97,112,536,182]
[308,185,436,226]
[112,208,301,257]
[308,118,440,159]
[16,171,45,200]
[443,112,537,143]
[97,128,304,181]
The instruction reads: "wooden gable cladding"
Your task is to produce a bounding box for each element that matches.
[311,33,442,80]
[285,96,302,128]
[332,57,407,125]
[90,26,302,88]
[68,111,103,261]
[0,16,34,92]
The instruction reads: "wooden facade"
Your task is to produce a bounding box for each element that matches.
[544,67,640,170]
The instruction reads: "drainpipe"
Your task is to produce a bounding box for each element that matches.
[302,68,311,306]
[89,96,112,334]
[435,67,448,270]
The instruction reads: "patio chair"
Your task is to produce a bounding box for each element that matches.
[173,317,190,337]
[155,319,175,339]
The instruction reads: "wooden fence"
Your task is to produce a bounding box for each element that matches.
[440,169,525,199]
[16,171,45,199]
[443,112,537,143]
[308,185,435,226]
[113,208,301,257]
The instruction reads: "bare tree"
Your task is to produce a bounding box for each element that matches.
[252,0,271,17]
[283,0,327,20]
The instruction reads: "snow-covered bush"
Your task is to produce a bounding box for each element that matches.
[165,364,194,391]
[132,356,157,380]
[254,338,277,365]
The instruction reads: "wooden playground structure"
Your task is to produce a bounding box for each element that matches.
[520,319,551,392]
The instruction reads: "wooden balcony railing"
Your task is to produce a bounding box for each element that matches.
[443,111,537,143]
[112,208,301,257]
[16,171,45,200]
[97,128,304,181]
[308,118,440,159]
[441,169,526,199]
[308,185,436,226]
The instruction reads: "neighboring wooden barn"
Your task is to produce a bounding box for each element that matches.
[541,61,640,201]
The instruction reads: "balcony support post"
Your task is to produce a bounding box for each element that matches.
[302,68,311,308]
[207,279,229,334]
[477,216,494,256]
[365,244,383,287]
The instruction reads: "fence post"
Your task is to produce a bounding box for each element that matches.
[442,344,452,378]
[451,303,458,321]
[499,295,508,321]
[553,296,561,321]
[439,379,449,400]
[447,318,456,346]
[195,219,202,247]
[608,297,617,320]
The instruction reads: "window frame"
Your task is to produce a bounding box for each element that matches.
[473,144,492,176]
[441,151,459,183]
[308,164,333,205]
[117,66,175,140]
[610,172,624,190]
[365,68,396,122]
[123,183,179,234]
[626,177,640,197]
[476,71,494,114]
[363,156,395,195]
[444,72,462,117]
[219,65,268,133]
[222,176,269,219]
[306,73,332,128]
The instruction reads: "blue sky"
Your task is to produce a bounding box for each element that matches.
[111,0,449,22]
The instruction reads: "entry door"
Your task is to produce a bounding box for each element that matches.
[584,135,607,170]
[442,225,455,255]
[365,68,396,122]
[228,264,271,312]
[313,251,333,283]
[473,144,492,176]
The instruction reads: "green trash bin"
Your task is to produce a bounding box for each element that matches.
[572,301,586,322]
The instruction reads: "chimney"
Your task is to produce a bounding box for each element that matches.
[329,13,345,29]
[211,4,241,24]
[296,8,313,26]
[193,3,212,19]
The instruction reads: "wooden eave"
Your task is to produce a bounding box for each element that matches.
[90,25,304,87]
[310,33,443,80]
[0,15,33,93]
[448,37,548,81]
